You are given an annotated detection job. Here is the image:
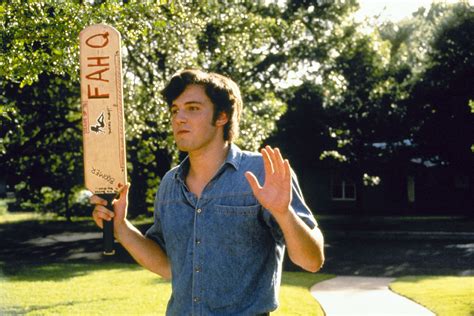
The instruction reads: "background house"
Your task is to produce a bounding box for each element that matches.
[298,161,473,216]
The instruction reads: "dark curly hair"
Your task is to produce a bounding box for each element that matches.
[162,69,242,142]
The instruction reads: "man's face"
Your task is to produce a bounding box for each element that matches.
[170,84,227,153]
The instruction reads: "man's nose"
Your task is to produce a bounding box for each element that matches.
[174,109,187,123]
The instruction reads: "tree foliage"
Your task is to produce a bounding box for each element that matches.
[1,75,82,219]
[2,0,471,216]
[269,1,473,205]
[407,3,474,169]
[0,0,357,217]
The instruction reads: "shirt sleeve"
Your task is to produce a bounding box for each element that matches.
[262,168,318,244]
[144,190,167,254]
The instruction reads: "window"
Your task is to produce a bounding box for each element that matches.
[331,178,356,201]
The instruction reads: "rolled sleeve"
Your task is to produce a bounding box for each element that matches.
[290,168,317,230]
[145,194,167,254]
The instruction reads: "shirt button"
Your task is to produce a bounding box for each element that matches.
[195,266,201,273]
[196,208,202,214]
[193,297,200,303]
[196,239,201,245]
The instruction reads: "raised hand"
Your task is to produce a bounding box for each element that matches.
[245,146,292,217]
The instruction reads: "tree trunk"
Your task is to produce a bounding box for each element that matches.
[65,190,71,222]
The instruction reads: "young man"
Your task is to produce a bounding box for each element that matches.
[91,69,325,315]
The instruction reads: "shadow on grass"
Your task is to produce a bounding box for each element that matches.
[0,297,124,315]
[0,214,152,265]
[281,271,335,288]
[0,261,162,282]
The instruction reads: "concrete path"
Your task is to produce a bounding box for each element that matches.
[311,276,435,316]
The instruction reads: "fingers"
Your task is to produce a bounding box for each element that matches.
[94,205,114,220]
[261,147,274,176]
[92,204,114,229]
[90,183,130,229]
[273,147,286,176]
[89,194,108,206]
[283,158,291,183]
[245,171,262,194]
[262,146,286,178]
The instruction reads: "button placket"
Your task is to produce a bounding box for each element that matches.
[192,204,203,314]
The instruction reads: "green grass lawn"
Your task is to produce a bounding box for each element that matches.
[390,276,474,316]
[2,207,472,315]
[0,263,332,315]
[0,199,60,224]
[275,272,333,315]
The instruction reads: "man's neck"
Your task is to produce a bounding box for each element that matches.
[187,141,230,185]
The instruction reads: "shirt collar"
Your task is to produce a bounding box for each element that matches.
[225,143,242,171]
[174,143,242,181]
[175,156,190,182]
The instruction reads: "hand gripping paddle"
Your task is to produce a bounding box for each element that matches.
[79,24,127,255]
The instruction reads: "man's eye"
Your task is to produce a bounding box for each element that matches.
[189,106,199,111]
[170,108,178,115]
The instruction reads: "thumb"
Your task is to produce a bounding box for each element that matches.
[118,183,130,199]
[245,171,262,195]
[114,183,130,206]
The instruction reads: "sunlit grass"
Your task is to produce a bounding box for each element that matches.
[0,211,59,224]
[0,263,332,315]
[0,203,153,227]
[0,263,170,315]
[0,199,62,224]
[390,276,474,316]
[275,272,334,315]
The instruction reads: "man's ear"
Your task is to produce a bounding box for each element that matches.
[215,112,228,127]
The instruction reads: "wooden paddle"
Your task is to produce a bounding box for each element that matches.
[79,24,127,255]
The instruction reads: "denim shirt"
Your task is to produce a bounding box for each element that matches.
[145,144,317,316]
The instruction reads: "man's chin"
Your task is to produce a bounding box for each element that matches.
[175,142,191,153]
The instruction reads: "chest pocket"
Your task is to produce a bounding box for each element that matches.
[213,204,264,245]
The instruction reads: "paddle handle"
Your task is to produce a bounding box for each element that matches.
[98,193,116,255]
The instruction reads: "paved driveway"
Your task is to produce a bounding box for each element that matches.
[320,231,474,276]
[311,276,435,316]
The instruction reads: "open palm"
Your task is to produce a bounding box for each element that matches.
[245,146,292,216]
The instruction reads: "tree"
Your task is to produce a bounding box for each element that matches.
[1,75,82,219]
[1,1,177,218]
[407,3,474,170]
[1,0,357,217]
[270,6,405,190]
[267,1,473,213]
